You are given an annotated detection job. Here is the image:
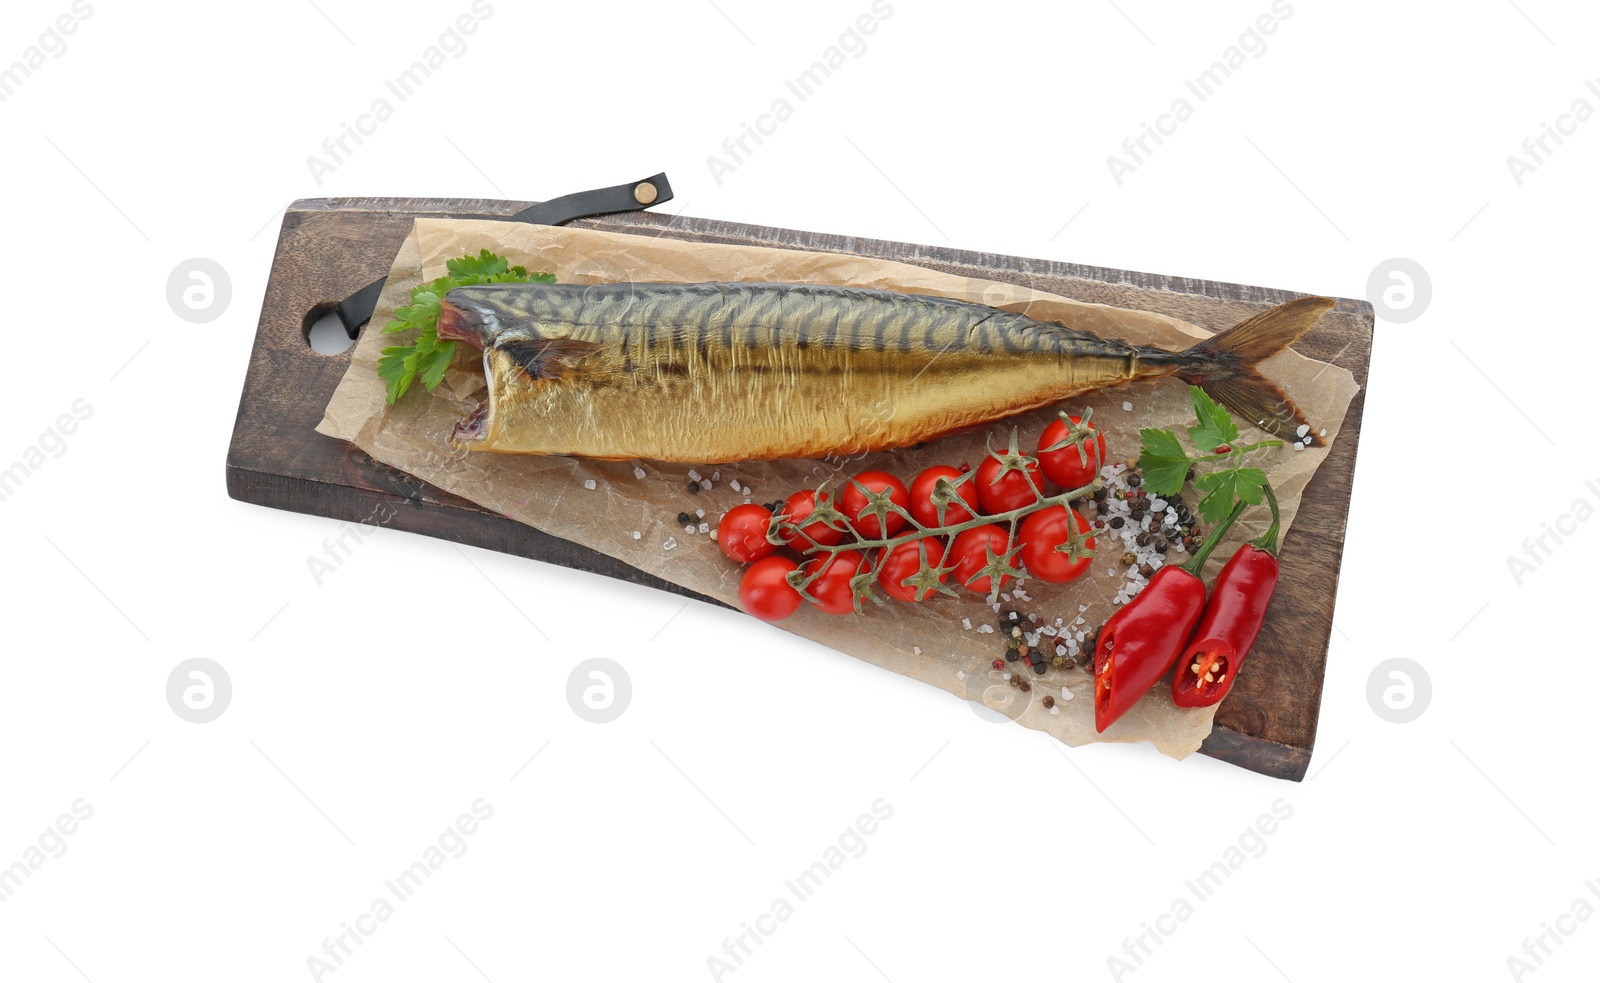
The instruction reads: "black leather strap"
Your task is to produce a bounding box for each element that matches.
[335,172,674,335]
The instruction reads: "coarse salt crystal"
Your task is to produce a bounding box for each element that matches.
[1293,442,1305,452]
[961,618,972,630]
[583,479,596,490]
[1059,688,1074,701]
[1122,401,1133,411]
[632,530,642,540]
[978,624,994,634]
[663,537,678,550]
[1078,604,1087,613]
[684,524,696,534]
[1055,643,1067,656]
[1319,428,1327,438]
[1296,424,1310,438]
[914,646,922,655]
[712,470,720,482]
[698,522,709,533]
[1050,706,1060,715]
[633,467,646,480]
[1000,592,1012,602]
[688,469,702,481]
[955,669,964,680]
[695,508,705,518]
[730,479,741,493]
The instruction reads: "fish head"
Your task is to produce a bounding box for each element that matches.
[436,295,499,350]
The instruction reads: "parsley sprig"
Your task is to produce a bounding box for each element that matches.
[1137,387,1281,524]
[378,249,555,405]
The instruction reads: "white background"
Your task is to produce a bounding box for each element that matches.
[1,1,1594,980]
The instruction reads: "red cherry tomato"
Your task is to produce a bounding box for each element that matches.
[908,465,979,527]
[801,549,868,615]
[837,470,909,539]
[974,455,1044,515]
[877,535,948,602]
[774,489,845,550]
[717,504,776,563]
[1018,505,1096,583]
[949,524,1018,594]
[738,556,802,622]
[1038,416,1107,490]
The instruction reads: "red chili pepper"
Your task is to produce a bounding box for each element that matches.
[1173,486,1281,708]
[1093,499,1246,733]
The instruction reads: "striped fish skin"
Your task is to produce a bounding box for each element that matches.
[435,282,1323,463]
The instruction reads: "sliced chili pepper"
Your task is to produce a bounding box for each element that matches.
[1093,499,1246,733]
[1173,486,1282,708]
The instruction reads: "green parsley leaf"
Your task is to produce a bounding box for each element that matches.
[1186,385,1239,454]
[416,341,457,391]
[379,251,554,405]
[1137,427,1191,497]
[446,249,510,279]
[1192,466,1269,523]
[378,347,418,405]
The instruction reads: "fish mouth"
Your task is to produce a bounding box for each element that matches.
[437,299,490,350]
[451,395,491,445]
[441,300,494,446]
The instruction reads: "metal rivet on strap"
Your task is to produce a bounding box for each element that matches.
[634,182,659,205]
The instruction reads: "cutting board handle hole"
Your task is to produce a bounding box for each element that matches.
[304,303,357,356]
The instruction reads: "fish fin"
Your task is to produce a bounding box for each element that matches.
[497,337,606,381]
[1175,297,1335,447]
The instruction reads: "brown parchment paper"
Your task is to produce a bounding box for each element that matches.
[318,219,1361,759]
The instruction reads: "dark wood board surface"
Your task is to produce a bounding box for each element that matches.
[227,197,1373,781]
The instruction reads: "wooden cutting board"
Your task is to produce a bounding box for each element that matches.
[227,197,1373,781]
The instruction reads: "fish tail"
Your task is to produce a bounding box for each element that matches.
[1165,296,1335,446]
